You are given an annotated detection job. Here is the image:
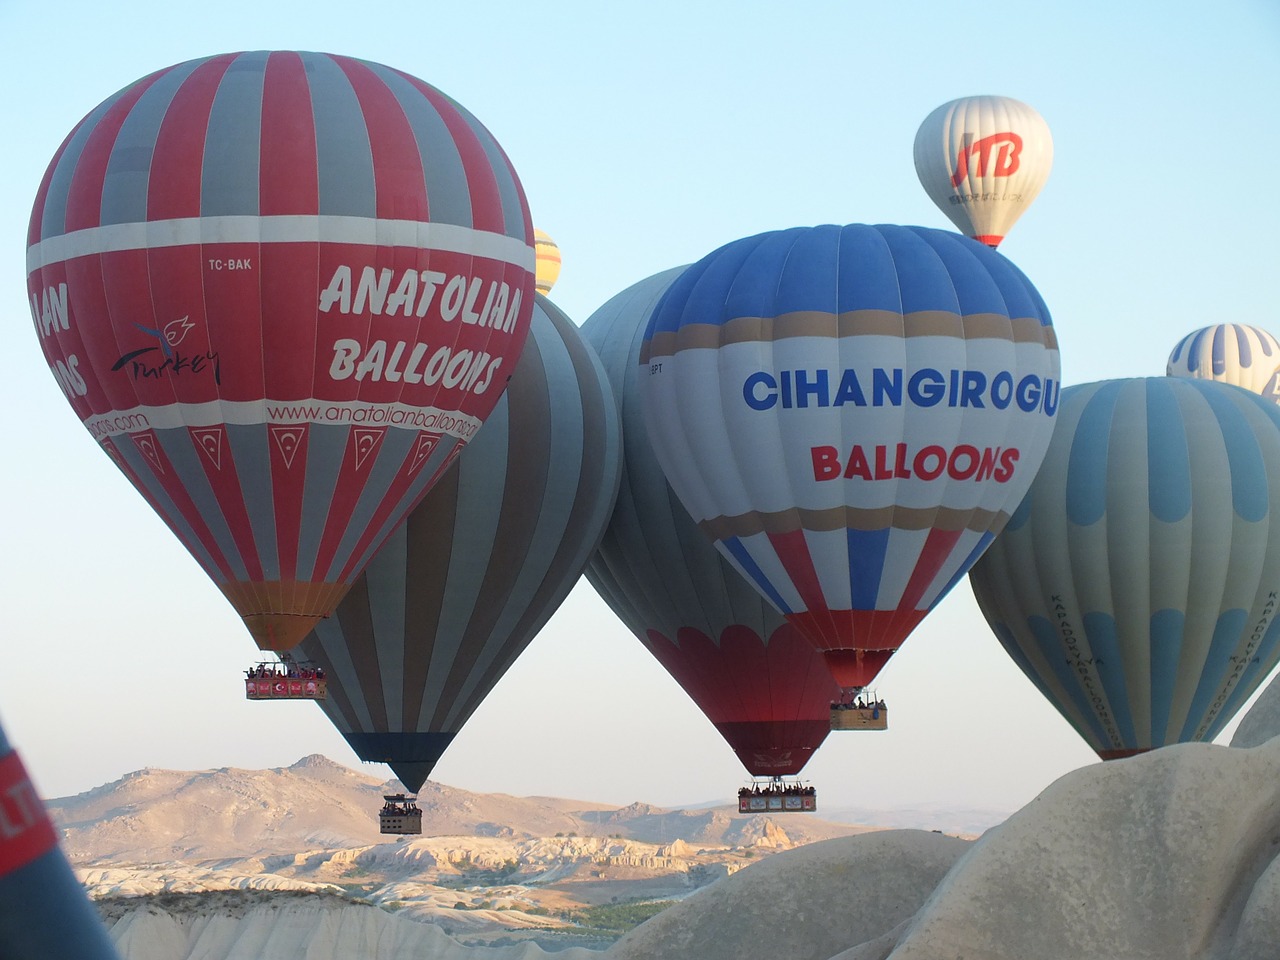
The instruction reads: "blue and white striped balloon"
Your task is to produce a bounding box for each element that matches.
[1167,324,1280,402]
[639,223,1060,690]
[970,377,1280,758]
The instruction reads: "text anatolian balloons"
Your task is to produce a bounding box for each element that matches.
[297,296,621,792]
[1167,324,1280,402]
[26,52,535,651]
[914,95,1053,247]
[583,268,839,778]
[970,378,1280,759]
[640,224,1060,691]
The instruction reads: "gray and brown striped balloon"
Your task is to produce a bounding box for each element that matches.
[297,296,621,791]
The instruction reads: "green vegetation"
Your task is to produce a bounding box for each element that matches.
[439,856,522,888]
[559,899,677,937]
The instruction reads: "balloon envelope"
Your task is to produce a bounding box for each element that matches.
[969,377,1280,759]
[27,51,535,650]
[583,268,839,777]
[0,723,121,959]
[1167,324,1280,401]
[639,224,1060,689]
[534,229,561,296]
[297,296,621,792]
[914,95,1053,247]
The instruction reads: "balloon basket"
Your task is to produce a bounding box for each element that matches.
[380,794,423,835]
[737,778,816,814]
[829,705,887,731]
[244,678,327,700]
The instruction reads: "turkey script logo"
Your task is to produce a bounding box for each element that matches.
[111,316,221,384]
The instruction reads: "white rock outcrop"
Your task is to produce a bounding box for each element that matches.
[605,830,970,960]
[607,740,1280,960]
[109,900,601,960]
[1232,675,1280,748]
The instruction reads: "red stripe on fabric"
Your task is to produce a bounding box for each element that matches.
[496,144,534,242]
[199,241,266,402]
[762,623,841,720]
[63,73,164,232]
[785,609,926,656]
[821,648,896,689]
[261,243,320,401]
[143,245,220,405]
[268,424,308,580]
[132,430,236,582]
[899,527,965,612]
[719,721,830,777]
[333,58,428,222]
[27,131,78,247]
[260,52,319,217]
[311,427,387,578]
[186,426,264,581]
[715,625,768,721]
[393,72,504,233]
[767,529,827,613]
[0,752,58,878]
[332,437,455,583]
[148,55,237,221]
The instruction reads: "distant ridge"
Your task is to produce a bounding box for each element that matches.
[49,755,868,864]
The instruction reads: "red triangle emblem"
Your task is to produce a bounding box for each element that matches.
[190,426,225,470]
[408,431,443,474]
[132,430,165,474]
[269,424,308,469]
[353,427,385,470]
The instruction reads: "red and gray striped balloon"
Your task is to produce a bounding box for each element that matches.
[26,51,535,651]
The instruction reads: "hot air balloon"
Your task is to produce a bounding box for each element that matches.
[296,295,621,807]
[640,224,1060,695]
[1167,324,1280,402]
[534,229,562,296]
[0,722,121,959]
[914,96,1053,247]
[582,268,841,804]
[969,377,1280,759]
[26,52,536,653]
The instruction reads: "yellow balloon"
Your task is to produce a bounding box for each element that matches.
[534,229,562,295]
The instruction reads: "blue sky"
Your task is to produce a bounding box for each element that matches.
[2,1,1278,814]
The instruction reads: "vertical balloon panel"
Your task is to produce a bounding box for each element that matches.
[27,52,535,651]
[970,378,1280,759]
[639,224,1060,690]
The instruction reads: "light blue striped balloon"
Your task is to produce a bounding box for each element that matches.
[970,377,1280,758]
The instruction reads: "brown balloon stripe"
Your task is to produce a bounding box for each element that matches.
[697,504,1009,541]
[219,579,353,651]
[640,311,1057,364]
[444,302,618,728]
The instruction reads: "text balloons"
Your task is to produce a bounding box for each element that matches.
[914,95,1053,247]
[27,52,535,650]
[1167,324,1280,402]
[970,378,1280,759]
[640,224,1060,690]
[583,268,839,777]
[297,296,621,792]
